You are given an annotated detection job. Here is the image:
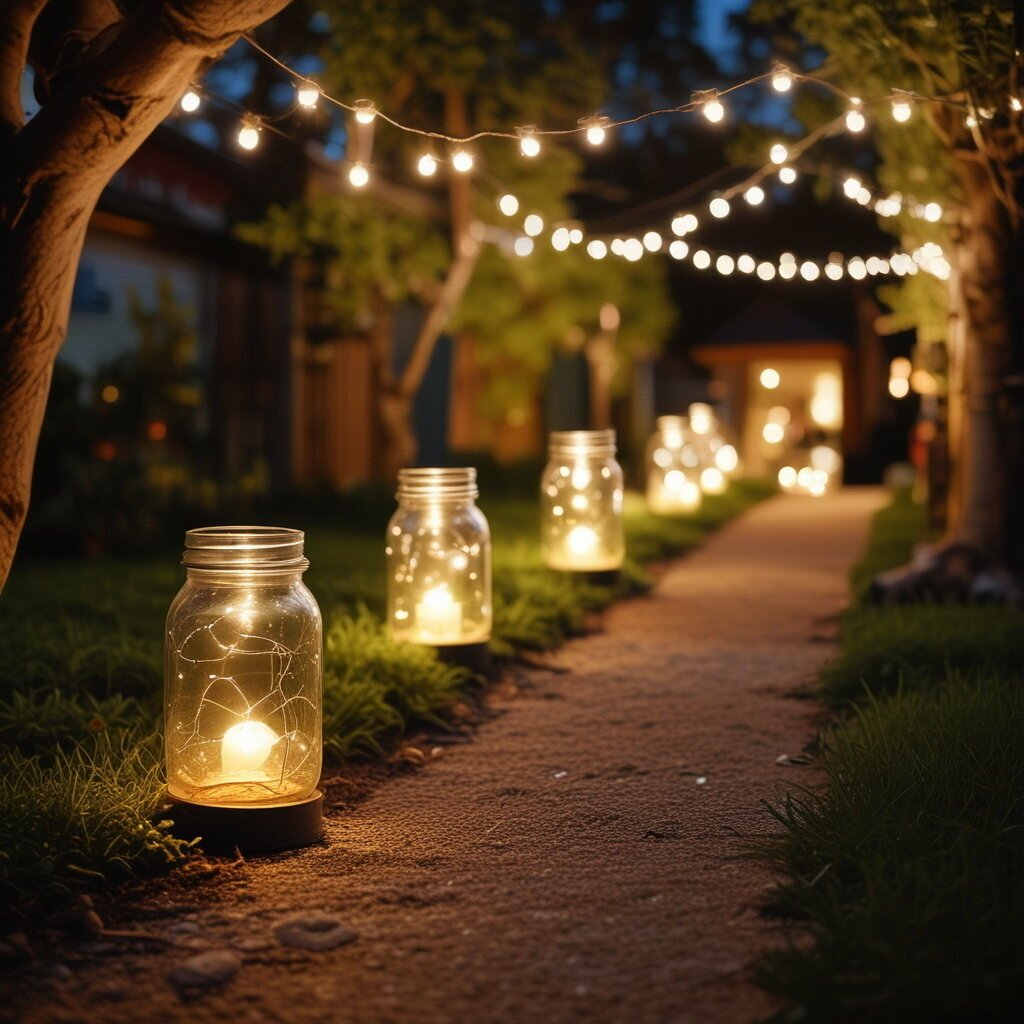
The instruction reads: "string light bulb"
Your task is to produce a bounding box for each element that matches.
[417,153,438,176]
[498,193,519,216]
[890,92,912,122]
[843,176,862,199]
[671,213,698,235]
[623,238,644,262]
[779,166,797,184]
[551,227,571,251]
[699,92,726,123]
[643,230,662,252]
[296,81,320,109]
[737,254,756,274]
[237,115,261,150]
[580,115,611,146]
[771,64,794,92]
[744,185,765,206]
[451,149,474,173]
[569,227,583,244]
[757,262,777,281]
[709,196,730,219]
[846,99,866,133]
[769,142,788,164]
[353,99,377,124]
[348,162,370,188]
[716,254,735,275]
[693,249,711,269]
[524,213,544,237]
[923,202,942,222]
[514,236,534,257]
[800,261,820,281]
[180,88,201,113]
[518,127,541,158]
[587,239,608,259]
[669,240,689,259]
[1011,96,1023,113]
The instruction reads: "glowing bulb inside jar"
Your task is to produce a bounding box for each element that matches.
[221,720,278,774]
[700,467,726,494]
[415,585,462,643]
[715,445,739,473]
[566,525,598,557]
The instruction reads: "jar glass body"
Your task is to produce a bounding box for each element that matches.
[645,416,703,515]
[164,528,322,807]
[387,468,492,645]
[541,429,625,571]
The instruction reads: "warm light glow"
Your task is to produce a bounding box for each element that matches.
[569,228,583,244]
[689,403,714,435]
[693,249,711,269]
[238,118,261,150]
[1012,96,1023,113]
[890,356,912,379]
[498,193,519,216]
[771,66,793,92]
[551,227,571,251]
[923,202,942,222]
[847,257,867,280]
[825,262,844,280]
[809,371,843,429]
[910,368,937,395]
[843,176,862,199]
[778,466,798,488]
[415,586,463,643]
[669,240,689,260]
[582,116,610,146]
[566,525,598,557]
[643,230,663,252]
[180,89,201,113]
[810,446,842,474]
[514,236,534,257]
[353,99,377,124]
[348,162,370,188]
[769,142,789,165]
[715,444,739,473]
[524,213,544,236]
[101,384,120,403]
[418,153,438,176]
[757,261,777,281]
[846,101,866,132]
[702,96,725,123]
[297,82,320,109]
[519,131,541,158]
[587,239,607,259]
[221,721,278,775]
[779,166,797,185]
[451,149,474,173]
[709,196,730,219]
[760,367,780,390]
[800,261,820,281]
[700,467,726,495]
[737,254,755,274]
[767,405,791,425]
[744,185,765,206]
[891,97,912,122]
[622,238,644,262]
[888,376,910,398]
[762,422,785,444]
[599,303,620,332]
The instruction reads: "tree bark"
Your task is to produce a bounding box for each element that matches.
[948,159,1014,560]
[0,0,292,590]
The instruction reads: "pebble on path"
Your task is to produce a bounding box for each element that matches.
[273,912,357,952]
[167,950,242,989]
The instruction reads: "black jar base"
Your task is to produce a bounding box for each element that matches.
[165,790,323,854]
[433,641,493,676]
[568,568,621,586]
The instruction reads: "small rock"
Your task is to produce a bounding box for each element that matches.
[430,746,444,760]
[695,776,707,785]
[391,746,426,767]
[167,950,242,989]
[274,912,357,952]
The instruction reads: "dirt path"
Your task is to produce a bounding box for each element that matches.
[12,489,883,1024]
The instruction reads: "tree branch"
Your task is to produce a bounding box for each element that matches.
[0,0,48,135]
[398,237,481,397]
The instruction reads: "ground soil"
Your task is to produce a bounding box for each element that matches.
[5,489,883,1024]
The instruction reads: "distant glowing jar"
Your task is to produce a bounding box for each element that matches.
[387,467,492,647]
[646,416,703,515]
[164,528,322,813]
[542,429,625,572]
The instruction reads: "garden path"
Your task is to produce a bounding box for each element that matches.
[19,488,883,1024]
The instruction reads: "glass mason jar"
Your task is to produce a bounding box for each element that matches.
[164,527,322,808]
[646,416,703,515]
[688,403,731,495]
[541,429,625,571]
[386,467,492,646]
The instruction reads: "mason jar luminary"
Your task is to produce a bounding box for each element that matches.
[387,468,492,659]
[541,429,625,577]
[164,527,323,851]
[646,416,703,515]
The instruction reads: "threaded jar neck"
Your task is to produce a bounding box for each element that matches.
[548,429,617,459]
[396,467,478,503]
[182,526,308,573]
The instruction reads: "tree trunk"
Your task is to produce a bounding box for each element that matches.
[0,0,293,591]
[949,159,1014,560]
[377,388,418,479]
[584,331,616,429]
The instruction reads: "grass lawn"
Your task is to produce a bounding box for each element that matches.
[0,478,771,919]
[754,490,1024,1022]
